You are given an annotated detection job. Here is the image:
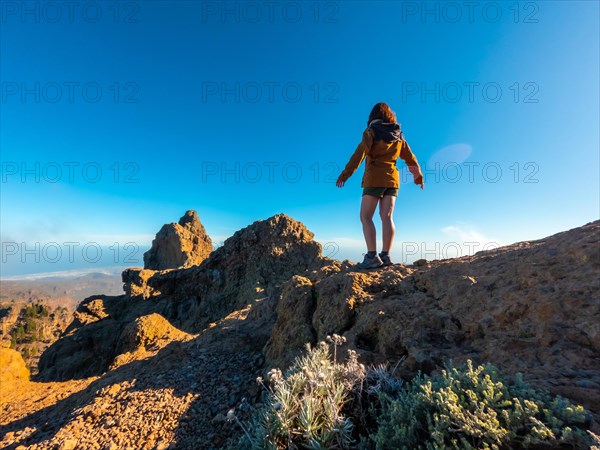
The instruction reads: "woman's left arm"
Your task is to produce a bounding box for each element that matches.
[400,139,424,189]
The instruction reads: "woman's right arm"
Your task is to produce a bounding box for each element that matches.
[336,129,373,187]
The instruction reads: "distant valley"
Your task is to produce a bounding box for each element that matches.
[0,271,124,374]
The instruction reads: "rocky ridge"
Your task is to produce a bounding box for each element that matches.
[0,212,598,449]
[36,213,324,381]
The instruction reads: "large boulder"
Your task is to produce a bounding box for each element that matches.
[143,210,213,270]
[0,346,29,384]
[110,313,193,369]
[119,313,192,354]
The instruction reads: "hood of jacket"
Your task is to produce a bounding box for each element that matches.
[368,119,403,143]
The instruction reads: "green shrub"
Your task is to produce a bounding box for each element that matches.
[369,360,592,450]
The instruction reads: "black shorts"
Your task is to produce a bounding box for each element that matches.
[362,187,399,198]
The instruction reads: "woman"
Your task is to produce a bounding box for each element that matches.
[336,102,424,269]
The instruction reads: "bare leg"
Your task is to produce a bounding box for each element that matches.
[379,195,396,253]
[360,195,380,252]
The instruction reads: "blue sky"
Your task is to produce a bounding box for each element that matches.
[1,1,599,277]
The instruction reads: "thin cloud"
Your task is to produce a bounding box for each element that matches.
[440,224,503,256]
[441,225,492,243]
[428,143,473,167]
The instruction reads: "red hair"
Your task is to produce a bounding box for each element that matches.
[368,102,397,125]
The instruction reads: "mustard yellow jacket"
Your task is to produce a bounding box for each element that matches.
[338,127,423,188]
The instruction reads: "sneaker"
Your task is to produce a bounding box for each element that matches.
[379,252,393,266]
[357,253,384,269]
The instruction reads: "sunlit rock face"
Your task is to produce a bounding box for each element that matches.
[143,210,213,271]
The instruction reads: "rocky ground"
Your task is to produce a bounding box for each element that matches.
[1,213,598,449]
[1,308,267,449]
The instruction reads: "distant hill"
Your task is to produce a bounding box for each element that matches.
[0,270,124,311]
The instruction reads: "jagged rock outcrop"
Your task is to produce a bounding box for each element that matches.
[37,213,327,381]
[264,220,600,418]
[121,268,158,299]
[144,213,326,332]
[143,210,213,270]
